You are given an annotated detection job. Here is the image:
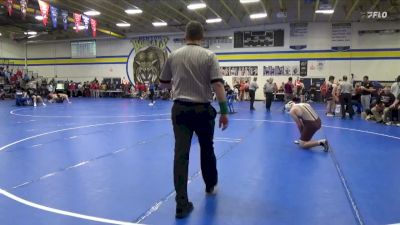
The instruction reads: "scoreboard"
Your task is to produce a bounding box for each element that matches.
[234,30,284,48]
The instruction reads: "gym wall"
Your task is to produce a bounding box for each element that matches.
[1,21,399,99]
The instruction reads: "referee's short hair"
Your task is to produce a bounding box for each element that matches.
[186,21,204,41]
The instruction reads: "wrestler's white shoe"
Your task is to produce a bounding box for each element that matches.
[320,139,329,152]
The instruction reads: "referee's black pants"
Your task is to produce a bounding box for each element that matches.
[340,93,354,118]
[172,101,218,206]
[265,92,274,111]
[249,90,256,109]
[149,89,154,102]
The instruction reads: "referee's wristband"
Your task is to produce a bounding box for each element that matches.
[219,101,228,115]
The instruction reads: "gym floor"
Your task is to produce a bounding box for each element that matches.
[0,99,399,225]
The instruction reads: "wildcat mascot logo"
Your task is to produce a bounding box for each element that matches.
[127,36,169,84]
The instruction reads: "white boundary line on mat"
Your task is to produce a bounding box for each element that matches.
[1,117,399,225]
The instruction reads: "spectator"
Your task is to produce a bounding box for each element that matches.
[391,75,400,98]
[371,86,395,124]
[352,83,363,114]
[148,81,155,106]
[387,91,400,126]
[325,76,335,116]
[284,77,294,103]
[0,87,5,100]
[249,77,258,110]
[239,81,245,101]
[244,80,249,100]
[360,76,375,112]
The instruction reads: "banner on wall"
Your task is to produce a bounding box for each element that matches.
[20,0,27,19]
[90,18,97,37]
[6,0,14,16]
[127,36,169,84]
[50,6,58,29]
[309,61,325,72]
[263,65,299,76]
[73,13,82,33]
[130,36,169,53]
[331,23,351,51]
[220,66,258,77]
[289,23,308,50]
[38,0,50,26]
[61,10,68,30]
[82,15,90,33]
[300,60,308,77]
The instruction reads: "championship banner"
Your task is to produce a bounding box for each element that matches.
[73,13,81,33]
[90,18,97,37]
[300,60,308,77]
[331,23,351,51]
[61,10,68,31]
[290,23,308,50]
[82,15,90,34]
[50,5,58,29]
[127,36,169,84]
[6,0,14,16]
[38,0,50,26]
[20,0,27,19]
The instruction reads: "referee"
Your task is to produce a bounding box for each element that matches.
[159,21,229,219]
[338,75,354,119]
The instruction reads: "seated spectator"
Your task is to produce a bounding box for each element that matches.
[371,86,395,124]
[278,82,285,93]
[391,75,400,97]
[0,87,5,100]
[48,93,71,103]
[24,73,30,82]
[386,91,400,126]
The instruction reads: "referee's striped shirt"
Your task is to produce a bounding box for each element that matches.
[159,44,223,103]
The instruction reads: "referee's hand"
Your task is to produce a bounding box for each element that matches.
[219,114,229,131]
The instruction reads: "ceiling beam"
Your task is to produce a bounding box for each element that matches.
[369,0,381,11]
[136,0,186,31]
[218,0,241,22]
[278,0,287,22]
[239,1,252,16]
[178,0,207,22]
[297,0,301,21]
[329,0,339,22]
[279,0,286,11]
[202,0,229,25]
[345,0,361,20]
[260,0,272,22]
[134,0,178,23]
[160,1,194,22]
[313,0,320,22]
[90,0,149,28]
